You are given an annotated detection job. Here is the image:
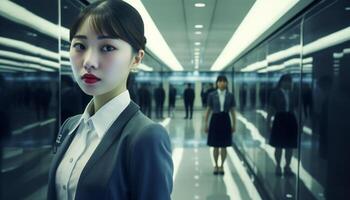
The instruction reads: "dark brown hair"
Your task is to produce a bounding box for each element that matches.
[70,0,146,52]
[277,74,292,88]
[215,75,228,89]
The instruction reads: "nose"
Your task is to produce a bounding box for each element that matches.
[83,49,98,71]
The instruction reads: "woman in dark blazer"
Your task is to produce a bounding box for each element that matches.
[267,74,298,176]
[204,75,236,175]
[47,1,173,199]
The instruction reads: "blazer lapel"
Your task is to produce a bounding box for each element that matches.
[78,101,140,183]
[48,123,79,199]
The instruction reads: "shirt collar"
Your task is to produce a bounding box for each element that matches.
[217,89,226,95]
[70,90,131,139]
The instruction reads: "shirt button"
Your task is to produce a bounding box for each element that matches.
[63,185,66,190]
[69,158,73,163]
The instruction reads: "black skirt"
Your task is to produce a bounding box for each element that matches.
[269,112,298,148]
[207,112,232,147]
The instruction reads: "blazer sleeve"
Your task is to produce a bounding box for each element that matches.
[229,93,236,108]
[207,92,213,108]
[129,123,173,200]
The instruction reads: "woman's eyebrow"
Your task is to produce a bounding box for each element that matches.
[97,35,118,40]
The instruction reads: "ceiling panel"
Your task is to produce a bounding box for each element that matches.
[143,0,255,71]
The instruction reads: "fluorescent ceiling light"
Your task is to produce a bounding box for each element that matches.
[211,0,299,71]
[0,58,55,72]
[303,26,350,55]
[195,42,201,45]
[0,50,59,68]
[240,26,350,72]
[123,0,183,71]
[195,31,202,35]
[240,60,267,72]
[0,1,175,71]
[0,65,36,72]
[137,63,153,71]
[0,0,69,41]
[194,52,200,55]
[61,51,70,59]
[194,3,206,8]
[195,24,204,28]
[0,37,60,60]
[61,60,72,66]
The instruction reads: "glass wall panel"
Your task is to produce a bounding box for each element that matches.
[0,0,59,199]
[232,0,350,199]
[300,0,350,199]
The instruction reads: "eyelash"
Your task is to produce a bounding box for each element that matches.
[72,43,117,53]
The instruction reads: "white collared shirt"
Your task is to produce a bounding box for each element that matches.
[218,89,226,112]
[55,90,131,200]
[281,89,290,112]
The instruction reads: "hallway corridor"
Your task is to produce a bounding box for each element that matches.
[158,110,261,200]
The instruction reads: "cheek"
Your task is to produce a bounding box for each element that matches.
[103,55,131,73]
[69,52,82,69]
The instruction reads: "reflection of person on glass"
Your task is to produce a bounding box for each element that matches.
[268,74,298,176]
[47,1,173,199]
[205,75,236,175]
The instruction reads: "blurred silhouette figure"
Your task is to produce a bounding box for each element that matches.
[206,83,215,98]
[0,75,11,199]
[239,83,247,111]
[154,83,165,119]
[250,85,256,108]
[127,73,139,104]
[183,83,195,119]
[138,83,152,118]
[312,76,332,159]
[168,84,176,117]
[325,53,350,199]
[267,74,298,177]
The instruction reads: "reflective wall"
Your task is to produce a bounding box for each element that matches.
[0,0,59,199]
[232,0,350,199]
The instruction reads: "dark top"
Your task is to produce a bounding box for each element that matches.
[47,101,173,200]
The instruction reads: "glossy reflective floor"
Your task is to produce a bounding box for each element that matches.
[161,110,262,200]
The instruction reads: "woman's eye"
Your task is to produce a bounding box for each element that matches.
[72,43,85,51]
[101,45,116,52]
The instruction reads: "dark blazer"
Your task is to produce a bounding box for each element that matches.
[184,88,195,103]
[47,101,173,200]
[207,90,236,113]
[269,88,295,113]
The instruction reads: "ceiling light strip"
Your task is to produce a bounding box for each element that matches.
[0,0,69,41]
[0,50,59,68]
[211,0,299,71]
[123,0,183,71]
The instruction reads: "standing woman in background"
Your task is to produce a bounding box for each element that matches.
[204,75,236,175]
[47,1,173,199]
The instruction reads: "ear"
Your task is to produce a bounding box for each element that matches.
[131,50,145,69]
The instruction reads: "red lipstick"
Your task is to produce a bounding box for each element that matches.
[82,73,101,84]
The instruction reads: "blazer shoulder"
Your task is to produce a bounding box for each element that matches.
[125,111,169,145]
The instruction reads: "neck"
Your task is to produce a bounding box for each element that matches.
[92,85,126,114]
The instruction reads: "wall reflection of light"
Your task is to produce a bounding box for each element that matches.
[238,26,350,73]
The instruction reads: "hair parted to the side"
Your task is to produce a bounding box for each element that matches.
[69,0,146,52]
[277,74,292,88]
[215,75,228,89]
